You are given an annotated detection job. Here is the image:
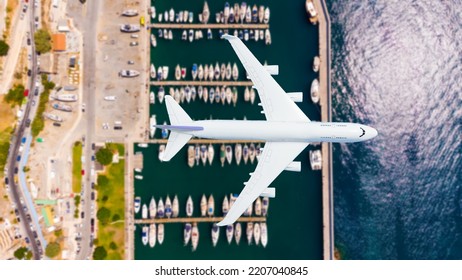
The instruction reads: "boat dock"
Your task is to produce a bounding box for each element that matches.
[135,216,266,224]
[149,23,270,29]
[314,0,334,260]
[146,139,264,144]
[150,81,253,86]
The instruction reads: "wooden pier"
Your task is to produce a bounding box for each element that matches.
[145,139,265,145]
[150,23,269,30]
[135,216,266,224]
[150,80,253,87]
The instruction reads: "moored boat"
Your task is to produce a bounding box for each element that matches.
[172,195,179,218]
[157,223,165,245]
[265,29,272,45]
[158,144,165,162]
[188,145,195,167]
[207,194,214,217]
[200,194,207,217]
[142,204,148,219]
[184,223,192,245]
[149,197,157,219]
[264,7,270,24]
[165,196,172,218]
[220,144,226,167]
[262,196,269,216]
[249,88,256,104]
[151,34,157,47]
[161,121,169,139]
[254,197,262,216]
[244,87,250,102]
[195,145,200,165]
[229,193,238,208]
[246,222,254,244]
[186,195,193,217]
[232,63,239,80]
[175,64,181,80]
[191,63,198,80]
[149,223,156,247]
[249,143,256,163]
[234,144,242,165]
[134,196,141,213]
[234,223,242,245]
[142,225,149,246]
[200,145,207,165]
[226,224,234,244]
[207,144,214,165]
[150,115,157,138]
[310,78,319,104]
[198,64,204,80]
[157,197,165,218]
[232,87,238,106]
[258,5,264,23]
[260,223,268,248]
[225,145,232,164]
[313,56,320,72]
[211,223,219,247]
[202,1,210,24]
[191,223,199,251]
[222,195,229,216]
[122,9,139,17]
[52,103,72,112]
[149,91,155,104]
[254,223,261,245]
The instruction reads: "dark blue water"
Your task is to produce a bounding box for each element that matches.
[328,0,462,259]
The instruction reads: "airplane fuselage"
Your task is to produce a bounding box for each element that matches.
[185,120,378,143]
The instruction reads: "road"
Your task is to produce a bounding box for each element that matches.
[5,2,41,259]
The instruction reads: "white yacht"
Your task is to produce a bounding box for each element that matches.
[158,144,165,162]
[122,10,139,17]
[134,175,143,180]
[175,64,181,80]
[261,196,269,216]
[226,224,234,244]
[234,144,242,165]
[207,144,214,165]
[222,196,229,216]
[157,197,165,218]
[310,78,320,104]
[191,223,199,252]
[260,223,268,248]
[265,29,272,45]
[151,34,157,47]
[202,1,210,23]
[157,223,164,245]
[120,24,140,32]
[198,65,204,80]
[263,7,270,24]
[254,223,261,245]
[141,204,148,219]
[165,196,172,218]
[313,56,320,72]
[149,224,156,248]
[249,143,256,163]
[184,223,192,245]
[211,223,219,247]
[249,87,256,104]
[225,145,232,164]
[246,222,254,244]
[200,145,208,165]
[186,195,193,217]
[142,225,149,246]
[162,66,169,80]
[158,86,165,103]
[232,63,239,80]
[149,92,155,104]
[309,149,322,170]
[254,197,262,216]
[134,197,141,213]
[200,194,207,217]
[149,197,157,219]
[52,94,78,102]
[207,194,214,217]
[234,223,242,245]
[172,195,179,218]
[150,115,157,138]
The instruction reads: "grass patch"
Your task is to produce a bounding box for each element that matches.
[0,126,13,175]
[95,143,125,260]
[72,142,82,193]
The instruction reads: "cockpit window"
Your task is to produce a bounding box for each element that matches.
[359,127,366,137]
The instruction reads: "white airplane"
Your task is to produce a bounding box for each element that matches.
[157,35,378,226]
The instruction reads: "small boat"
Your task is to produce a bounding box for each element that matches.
[184,223,192,245]
[232,63,239,80]
[175,64,181,80]
[120,24,140,33]
[224,2,230,23]
[258,5,264,23]
[158,86,165,103]
[310,149,322,170]
[169,8,174,22]
[158,144,165,162]
[305,0,319,24]
[150,7,155,19]
[211,223,219,247]
[181,67,186,79]
[202,1,210,24]
[220,63,226,80]
[52,94,78,102]
[103,95,117,102]
[200,145,207,165]
[122,9,139,17]
[244,87,250,102]
[159,13,163,22]
[189,11,193,23]
[234,144,242,165]
[198,86,203,100]
[207,194,214,217]
[207,144,214,165]
[265,29,272,45]
[185,86,192,103]
[134,197,141,213]
[244,202,253,216]
[188,29,194,42]
[240,2,247,23]
[142,225,149,246]
[151,34,157,47]
[246,222,254,244]
[232,87,238,106]
[150,114,157,138]
[215,12,221,23]
[222,196,229,216]
[191,64,198,80]
[255,29,259,41]
[225,63,232,80]
[203,87,208,102]
[254,223,261,245]
[172,195,179,218]
[310,78,320,104]
[149,92,155,104]
[200,194,207,217]
[150,64,156,79]
[164,10,168,22]
[249,87,256,104]
[198,65,204,80]
[134,168,142,173]
[245,6,251,23]
[220,144,226,167]
[165,196,172,218]
[149,197,157,219]
[161,121,169,139]
[244,29,249,41]
[209,63,214,81]
[182,30,187,40]
[195,145,200,165]
[142,204,148,219]
[249,143,256,163]
[207,28,212,39]
[260,29,264,40]
[162,66,169,80]
[264,7,270,24]
[158,223,165,245]
[216,86,223,104]
[226,224,234,244]
[52,103,72,112]
[229,6,235,23]
[313,56,321,72]
[157,66,162,80]
[234,223,242,245]
[183,10,189,22]
[225,145,232,164]
[135,175,143,180]
[254,197,262,216]
[260,223,268,248]
[157,197,165,218]
[214,62,220,81]
[256,143,262,161]
[262,197,269,216]
[230,193,238,208]
[204,65,209,81]
[226,87,232,104]
[191,223,199,252]
[186,195,193,217]
[188,145,195,167]
[174,88,181,103]
[149,224,156,248]
[243,144,249,164]
[138,143,148,148]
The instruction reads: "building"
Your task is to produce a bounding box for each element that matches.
[52,33,66,52]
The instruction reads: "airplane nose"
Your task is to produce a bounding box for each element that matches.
[368,127,378,139]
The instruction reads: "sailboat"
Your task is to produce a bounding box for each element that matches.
[207,144,214,165]
[207,194,214,217]
[200,194,207,217]
[211,223,219,247]
[234,144,242,165]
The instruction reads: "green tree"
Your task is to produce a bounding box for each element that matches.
[25,251,33,260]
[74,195,81,207]
[34,29,52,54]
[97,175,109,186]
[95,148,113,165]
[96,207,111,224]
[0,40,9,56]
[14,247,28,259]
[45,242,61,258]
[54,229,63,238]
[109,242,118,250]
[93,246,107,260]
[112,214,120,222]
[4,84,25,106]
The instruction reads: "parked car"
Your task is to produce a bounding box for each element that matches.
[129,41,138,46]
[53,122,61,127]
[25,119,31,127]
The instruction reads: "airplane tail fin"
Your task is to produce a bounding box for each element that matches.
[161,96,193,161]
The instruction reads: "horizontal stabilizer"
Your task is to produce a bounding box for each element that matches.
[260,187,276,198]
[162,131,192,162]
[285,161,301,172]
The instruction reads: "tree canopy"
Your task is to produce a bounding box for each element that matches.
[93,246,107,260]
[34,29,52,54]
[97,175,109,187]
[96,148,113,165]
[4,84,25,106]
[14,247,28,259]
[45,242,61,258]
[0,40,9,56]
[96,207,111,224]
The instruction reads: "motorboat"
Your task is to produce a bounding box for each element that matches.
[220,144,226,167]
[207,28,212,40]
[232,63,238,80]
[246,222,254,244]
[240,2,247,23]
[134,197,141,213]
[258,5,264,23]
[202,1,210,23]
[150,7,155,19]
[169,8,175,22]
[174,88,180,103]
[244,87,250,102]
[203,87,208,102]
[183,10,189,22]
[63,85,77,91]
[192,85,197,100]
[310,78,320,104]
[244,201,253,216]
[244,29,249,41]
[186,195,193,217]
[122,9,139,17]
[209,63,214,81]
[165,196,172,218]
[120,69,140,78]
[200,194,207,217]
[137,143,148,148]
[142,204,148,219]
[222,196,229,216]
[134,168,142,173]
[184,223,192,245]
[157,223,164,245]
[234,223,242,245]
[309,149,322,170]
[226,224,233,244]
[52,94,78,102]
[254,197,262,216]
[151,34,157,47]
[225,63,232,80]
[135,175,143,180]
[185,86,192,103]
[164,10,168,22]
[149,224,156,247]
[189,11,193,23]
[215,12,221,23]
[198,65,204,80]
[256,143,262,160]
[158,144,165,161]
[265,29,272,45]
[249,87,256,104]
[305,0,319,24]
[191,223,199,252]
[224,2,230,23]
[175,64,181,80]
[157,197,165,218]
[216,86,223,104]
[245,6,251,23]
[249,143,256,163]
[229,193,238,208]
[243,144,249,164]
[198,86,203,100]
[159,13,163,22]
[251,5,258,23]
[214,62,220,81]
[182,30,187,41]
[313,56,320,72]
[142,225,149,246]
[150,114,156,138]
[220,63,226,80]
[234,144,242,165]
[232,87,238,106]
[191,63,198,80]
[264,7,270,24]
[52,103,72,112]
[162,66,169,80]
[254,222,261,245]
[172,195,179,218]
[181,67,186,79]
[158,86,165,103]
[195,145,200,165]
[262,196,269,216]
[188,29,194,42]
[149,92,155,104]
[204,65,209,80]
[211,223,219,247]
[120,24,140,32]
[207,144,214,165]
[200,145,207,165]
[157,66,162,80]
[149,197,157,219]
[188,145,195,168]
[226,87,232,104]
[260,223,268,248]
[161,121,169,139]
[229,6,235,23]
[207,194,214,217]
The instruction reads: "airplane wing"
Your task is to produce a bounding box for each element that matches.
[222,35,309,122]
[217,142,308,226]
